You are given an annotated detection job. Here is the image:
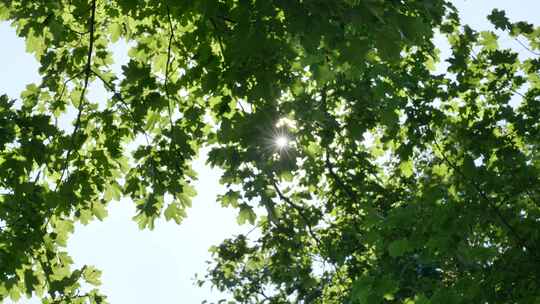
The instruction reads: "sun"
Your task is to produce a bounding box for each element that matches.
[275,136,289,149]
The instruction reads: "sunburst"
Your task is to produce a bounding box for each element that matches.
[275,136,289,149]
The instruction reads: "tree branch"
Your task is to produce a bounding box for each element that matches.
[209,17,226,60]
[514,37,540,56]
[271,181,324,252]
[432,140,535,255]
[164,4,176,131]
[56,0,97,190]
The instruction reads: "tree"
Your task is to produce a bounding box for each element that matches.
[0,0,539,303]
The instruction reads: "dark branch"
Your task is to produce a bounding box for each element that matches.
[165,4,176,130]
[209,17,226,60]
[271,181,324,252]
[56,0,97,190]
[514,37,540,56]
[433,140,535,255]
[324,153,359,203]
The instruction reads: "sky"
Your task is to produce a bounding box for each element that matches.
[1,1,540,303]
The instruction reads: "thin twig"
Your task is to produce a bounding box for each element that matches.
[324,153,358,203]
[271,181,324,252]
[162,4,190,208]
[92,70,166,216]
[209,18,226,60]
[324,151,386,223]
[514,37,540,56]
[432,139,534,255]
[165,4,176,130]
[42,0,97,237]
[56,0,97,190]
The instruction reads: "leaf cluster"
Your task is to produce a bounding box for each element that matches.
[1,1,540,303]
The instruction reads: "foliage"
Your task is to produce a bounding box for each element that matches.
[0,0,539,303]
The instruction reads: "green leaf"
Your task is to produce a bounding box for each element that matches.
[25,30,45,58]
[220,190,240,208]
[164,202,185,224]
[104,182,122,201]
[110,22,123,43]
[487,9,510,30]
[92,202,108,221]
[78,209,93,225]
[280,171,294,182]
[306,142,322,157]
[388,239,411,257]
[376,30,401,63]
[313,64,333,84]
[237,205,256,225]
[0,3,9,20]
[83,266,102,286]
[400,160,414,178]
[479,31,498,51]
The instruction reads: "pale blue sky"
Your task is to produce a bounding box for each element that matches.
[1,1,539,303]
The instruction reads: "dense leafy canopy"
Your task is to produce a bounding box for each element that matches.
[1,0,540,303]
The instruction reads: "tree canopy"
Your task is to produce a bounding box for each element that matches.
[1,0,540,303]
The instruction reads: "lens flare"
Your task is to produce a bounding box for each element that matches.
[275,136,289,149]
